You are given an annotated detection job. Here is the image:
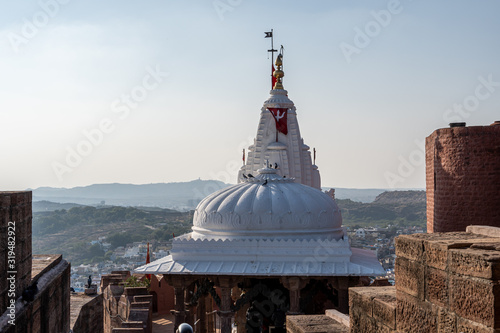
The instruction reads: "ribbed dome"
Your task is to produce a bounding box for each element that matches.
[192,168,343,241]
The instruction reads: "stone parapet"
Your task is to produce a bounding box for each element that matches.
[347,230,500,332]
[395,231,500,332]
[71,292,104,333]
[349,286,397,333]
[0,255,70,333]
[102,273,152,333]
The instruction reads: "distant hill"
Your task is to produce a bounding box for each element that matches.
[373,190,426,205]
[32,205,192,265]
[32,190,427,264]
[32,180,425,211]
[33,200,86,212]
[324,188,386,203]
[32,179,229,211]
[336,190,426,228]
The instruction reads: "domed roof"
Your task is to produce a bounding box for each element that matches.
[192,167,343,241]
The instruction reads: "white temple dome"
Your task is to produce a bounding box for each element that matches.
[192,167,343,241]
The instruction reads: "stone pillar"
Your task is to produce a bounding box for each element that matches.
[206,294,215,333]
[185,282,195,326]
[235,303,250,333]
[333,277,349,314]
[219,286,233,333]
[281,277,308,315]
[215,277,239,333]
[170,281,187,332]
[231,286,247,333]
[196,294,206,333]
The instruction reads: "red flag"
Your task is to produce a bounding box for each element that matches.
[172,233,175,238]
[146,243,151,280]
[272,64,277,89]
[268,108,288,135]
[242,149,245,163]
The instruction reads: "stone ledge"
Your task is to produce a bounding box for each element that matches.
[70,292,103,331]
[467,225,500,239]
[349,286,396,330]
[286,315,348,333]
[31,254,62,282]
[324,310,349,328]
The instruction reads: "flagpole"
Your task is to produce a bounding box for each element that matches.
[271,29,274,75]
[266,30,277,89]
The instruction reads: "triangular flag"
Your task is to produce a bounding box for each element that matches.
[268,108,288,135]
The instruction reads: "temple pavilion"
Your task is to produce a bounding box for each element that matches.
[135,50,384,333]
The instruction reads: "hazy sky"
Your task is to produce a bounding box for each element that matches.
[1,0,499,190]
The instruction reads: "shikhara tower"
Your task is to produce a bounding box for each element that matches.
[238,53,321,189]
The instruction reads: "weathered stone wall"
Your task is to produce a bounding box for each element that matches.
[101,273,153,333]
[347,231,500,333]
[149,274,175,314]
[0,192,32,315]
[349,286,396,333]
[426,124,500,233]
[0,255,71,333]
[72,293,104,333]
[394,232,500,333]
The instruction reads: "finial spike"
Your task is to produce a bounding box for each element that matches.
[273,51,284,90]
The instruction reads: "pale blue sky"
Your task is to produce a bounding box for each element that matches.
[1,0,499,190]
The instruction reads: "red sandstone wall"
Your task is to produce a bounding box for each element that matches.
[426,124,500,233]
[149,274,175,314]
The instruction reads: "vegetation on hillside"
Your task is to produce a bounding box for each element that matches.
[337,190,426,229]
[32,205,193,265]
[32,190,426,264]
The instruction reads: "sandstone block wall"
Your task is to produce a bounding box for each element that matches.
[347,231,500,333]
[426,124,500,233]
[349,286,397,333]
[0,192,32,315]
[394,232,500,333]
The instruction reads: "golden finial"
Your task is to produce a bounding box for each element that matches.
[273,53,284,90]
